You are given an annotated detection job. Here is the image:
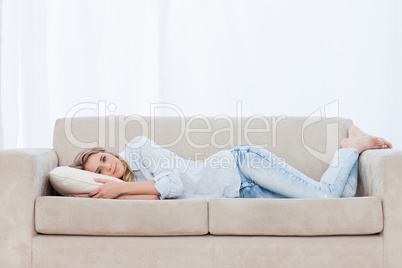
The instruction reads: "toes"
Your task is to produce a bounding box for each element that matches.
[379,137,393,149]
[384,140,393,149]
[372,137,383,147]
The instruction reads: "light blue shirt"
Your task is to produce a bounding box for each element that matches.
[122,136,241,200]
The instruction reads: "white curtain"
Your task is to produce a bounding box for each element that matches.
[1,0,401,149]
[2,0,162,149]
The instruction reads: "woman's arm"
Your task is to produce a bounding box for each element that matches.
[65,192,159,200]
[88,179,160,199]
[119,180,160,196]
[116,194,159,200]
[75,136,183,200]
[125,136,184,199]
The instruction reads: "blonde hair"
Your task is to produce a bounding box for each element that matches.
[70,147,137,182]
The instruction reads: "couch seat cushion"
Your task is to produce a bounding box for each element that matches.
[209,197,383,236]
[35,197,208,236]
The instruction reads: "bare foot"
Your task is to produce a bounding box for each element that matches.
[348,126,367,138]
[346,125,393,150]
[341,136,384,154]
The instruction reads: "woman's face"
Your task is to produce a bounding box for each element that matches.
[84,152,125,179]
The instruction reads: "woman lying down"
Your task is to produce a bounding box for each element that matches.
[67,126,392,200]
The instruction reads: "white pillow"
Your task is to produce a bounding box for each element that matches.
[49,166,123,195]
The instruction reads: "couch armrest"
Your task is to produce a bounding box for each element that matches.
[0,148,58,268]
[357,149,402,268]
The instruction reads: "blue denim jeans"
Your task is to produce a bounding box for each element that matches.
[230,145,358,199]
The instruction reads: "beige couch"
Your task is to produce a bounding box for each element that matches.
[1,116,401,268]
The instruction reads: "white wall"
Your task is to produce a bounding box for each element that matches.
[157,0,402,148]
[1,0,401,149]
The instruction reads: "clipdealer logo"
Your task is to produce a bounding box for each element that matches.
[63,100,340,165]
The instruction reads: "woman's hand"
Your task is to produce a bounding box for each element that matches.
[88,179,125,199]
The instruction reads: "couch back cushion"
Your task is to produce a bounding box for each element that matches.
[53,116,352,181]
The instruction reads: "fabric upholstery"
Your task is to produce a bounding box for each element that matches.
[0,148,58,268]
[33,235,382,268]
[53,116,352,181]
[35,196,208,236]
[358,150,402,268]
[209,197,383,236]
[3,116,402,267]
